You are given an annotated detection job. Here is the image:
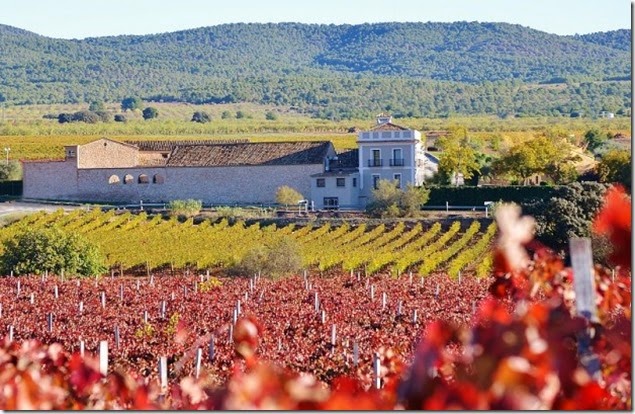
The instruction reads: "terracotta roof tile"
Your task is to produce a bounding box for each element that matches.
[371,122,409,131]
[126,139,249,152]
[166,141,333,167]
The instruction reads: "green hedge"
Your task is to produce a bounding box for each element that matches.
[0,181,22,196]
[425,185,558,206]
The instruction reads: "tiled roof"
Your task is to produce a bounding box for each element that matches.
[166,141,333,167]
[332,149,359,170]
[126,139,249,152]
[371,122,409,131]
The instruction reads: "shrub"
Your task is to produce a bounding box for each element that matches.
[142,107,159,120]
[167,199,202,217]
[0,226,106,276]
[0,160,22,181]
[275,186,304,207]
[191,111,211,123]
[366,180,429,218]
[237,237,301,279]
[114,114,127,123]
[265,111,278,121]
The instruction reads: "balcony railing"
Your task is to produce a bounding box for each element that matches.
[367,159,383,167]
[389,158,405,166]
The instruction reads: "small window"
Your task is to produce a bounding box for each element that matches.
[123,174,134,184]
[324,197,339,210]
[316,178,325,188]
[138,174,149,184]
[153,174,164,184]
[372,175,380,190]
[353,177,357,187]
[336,177,345,187]
[108,175,120,185]
[394,173,402,189]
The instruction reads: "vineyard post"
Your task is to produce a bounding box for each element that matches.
[99,341,108,376]
[150,275,154,286]
[409,271,412,284]
[195,348,202,379]
[420,277,424,287]
[237,300,241,315]
[194,281,197,293]
[8,325,13,342]
[232,308,238,325]
[244,292,248,301]
[445,201,449,212]
[79,301,83,314]
[365,278,368,289]
[412,309,418,324]
[79,340,85,357]
[61,269,64,281]
[30,293,34,305]
[111,269,114,279]
[161,301,166,319]
[206,270,210,278]
[304,269,308,279]
[353,342,359,366]
[114,326,120,349]
[143,311,148,324]
[146,261,150,278]
[16,280,20,297]
[314,291,319,312]
[472,300,476,315]
[136,279,140,291]
[250,278,254,293]
[435,283,439,299]
[458,271,462,284]
[0,303,3,318]
[382,292,387,310]
[119,285,124,301]
[569,237,601,379]
[47,313,53,332]
[331,324,336,347]
[397,301,402,316]
[611,268,615,283]
[370,284,375,300]
[357,272,360,282]
[101,292,106,309]
[373,353,381,389]
[321,310,326,324]
[171,292,175,301]
[45,269,48,280]
[159,356,168,391]
[228,324,233,344]
[209,336,215,361]
[278,337,282,351]
[183,286,188,297]
[76,279,80,287]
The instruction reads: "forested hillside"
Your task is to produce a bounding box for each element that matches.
[0,22,630,118]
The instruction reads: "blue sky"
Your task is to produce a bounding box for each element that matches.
[1,0,630,39]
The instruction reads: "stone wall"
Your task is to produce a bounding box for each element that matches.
[24,162,323,205]
[77,139,139,168]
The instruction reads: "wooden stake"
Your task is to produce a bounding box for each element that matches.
[232,308,238,325]
[160,301,166,319]
[54,285,58,299]
[137,279,140,291]
[382,292,387,310]
[412,309,418,324]
[236,300,241,315]
[30,293,34,304]
[47,313,53,332]
[314,291,319,312]
[159,356,168,390]
[569,238,601,379]
[435,283,439,299]
[228,324,233,344]
[397,300,402,316]
[99,341,108,376]
[114,326,120,349]
[409,271,413,284]
[278,337,282,351]
[208,336,215,362]
[16,280,20,297]
[101,292,106,308]
[143,310,148,324]
[119,285,124,301]
[80,340,85,357]
[331,324,336,347]
[321,310,326,324]
[370,285,375,300]
[8,325,13,342]
[195,348,202,379]
[353,342,359,366]
[79,301,84,314]
[373,353,381,389]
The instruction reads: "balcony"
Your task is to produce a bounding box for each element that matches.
[367,159,383,167]
[389,158,405,166]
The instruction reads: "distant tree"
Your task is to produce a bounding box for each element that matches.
[88,101,105,112]
[191,111,211,123]
[58,113,73,124]
[167,199,202,218]
[596,149,631,191]
[113,114,127,123]
[399,184,430,217]
[276,186,304,207]
[121,97,142,111]
[221,110,233,119]
[142,107,159,120]
[265,111,278,121]
[0,227,106,277]
[94,111,110,122]
[235,110,246,119]
[72,111,100,124]
[583,128,609,152]
[524,182,609,257]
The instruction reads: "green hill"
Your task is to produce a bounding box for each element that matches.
[0,22,630,118]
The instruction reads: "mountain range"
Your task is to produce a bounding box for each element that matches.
[0,22,630,118]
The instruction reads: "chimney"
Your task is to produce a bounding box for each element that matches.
[376,113,392,125]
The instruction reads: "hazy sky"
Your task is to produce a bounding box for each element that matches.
[1,0,630,39]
